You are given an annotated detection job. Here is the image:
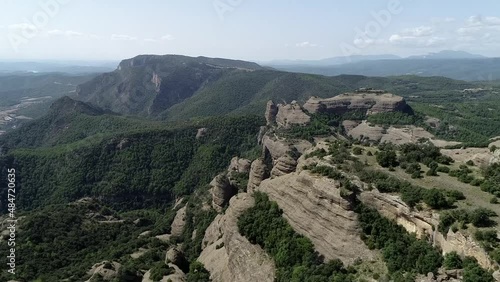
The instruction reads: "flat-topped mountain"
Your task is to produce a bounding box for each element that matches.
[303,91,410,115]
[76,55,265,117]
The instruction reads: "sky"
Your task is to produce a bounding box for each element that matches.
[1,0,500,62]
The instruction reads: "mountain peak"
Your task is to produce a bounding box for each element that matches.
[49,96,106,116]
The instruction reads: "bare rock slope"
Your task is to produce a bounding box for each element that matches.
[258,170,376,264]
[198,193,275,282]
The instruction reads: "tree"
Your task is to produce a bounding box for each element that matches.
[377,150,398,168]
[443,252,462,269]
[470,209,495,227]
[423,189,449,209]
[187,262,210,282]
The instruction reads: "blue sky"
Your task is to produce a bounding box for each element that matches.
[1,0,500,61]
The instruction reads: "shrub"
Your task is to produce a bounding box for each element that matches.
[436,166,450,173]
[377,149,398,168]
[353,147,363,155]
[443,252,462,269]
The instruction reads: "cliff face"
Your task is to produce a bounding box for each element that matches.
[303,93,409,115]
[435,230,494,269]
[198,194,275,282]
[258,171,376,264]
[360,190,437,239]
[361,189,496,270]
[76,55,264,117]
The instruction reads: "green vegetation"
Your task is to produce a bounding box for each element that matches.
[438,208,497,233]
[443,252,462,269]
[357,168,461,209]
[238,192,356,282]
[357,204,443,276]
[481,163,500,196]
[0,115,264,211]
[186,262,211,282]
[0,200,171,281]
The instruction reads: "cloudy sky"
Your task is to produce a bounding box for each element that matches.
[0,0,500,61]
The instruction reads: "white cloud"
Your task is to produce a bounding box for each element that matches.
[466,15,500,27]
[388,25,442,47]
[111,34,138,41]
[431,17,456,24]
[389,34,445,47]
[48,29,85,38]
[8,23,38,32]
[353,38,386,47]
[295,41,318,48]
[160,34,174,40]
[456,15,500,40]
[401,26,434,37]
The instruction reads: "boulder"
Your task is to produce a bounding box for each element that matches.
[171,206,187,237]
[196,128,208,139]
[247,158,268,193]
[265,100,278,125]
[228,157,251,174]
[210,174,236,211]
[86,261,121,281]
[270,155,297,178]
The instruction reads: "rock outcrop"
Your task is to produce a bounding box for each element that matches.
[198,193,275,282]
[86,261,121,282]
[435,230,494,269]
[303,93,409,115]
[360,190,437,239]
[166,248,183,265]
[275,101,311,128]
[228,157,251,173]
[142,264,186,282]
[361,189,496,269]
[247,158,268,193]
[210,174,236,212]
[265,100,278,125]
[270,155,297,178]
[171,206,187,237]
[262,135,290,160]
[196,128,208,139]
[258,171,375,264]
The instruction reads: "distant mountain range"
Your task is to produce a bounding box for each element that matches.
[0,61,117,74]
[265,50,500,81]
[74,54,485,122]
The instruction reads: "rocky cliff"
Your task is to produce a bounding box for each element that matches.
[258,170,376,264]
[360,190,437,239]
[303,92,409,115]
[275,101,311,128]
[198,193,275,282]
[361,189,496,270]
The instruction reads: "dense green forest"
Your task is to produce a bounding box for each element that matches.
[0,114,264,211]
